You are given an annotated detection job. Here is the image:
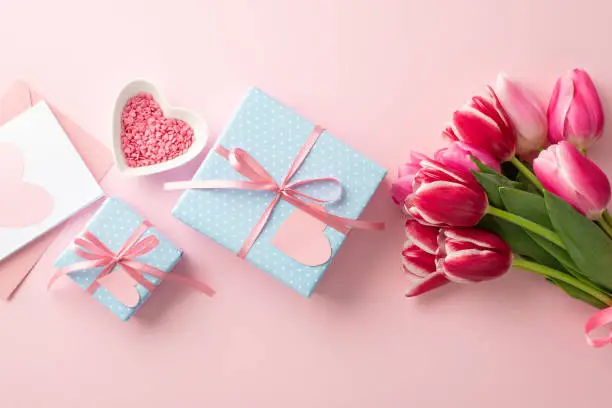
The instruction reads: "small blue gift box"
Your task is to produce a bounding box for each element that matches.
[172,88,386,297]
[54,198,182,320]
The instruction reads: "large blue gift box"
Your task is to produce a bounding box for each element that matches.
[172,88,386,297]
[54,198,182,320]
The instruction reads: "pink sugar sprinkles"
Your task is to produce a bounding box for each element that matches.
[121,93,194,168]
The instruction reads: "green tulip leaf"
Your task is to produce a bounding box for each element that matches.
[546,278,608,309]
[471,157,500,175]
[498,187,580,275]
[545,191,612,292]
[478,215,564,271]
[472,172,504,207]
[499,187,552,228]
[516,170,541,195]
[528,235,581,277]
[472,172,522,208]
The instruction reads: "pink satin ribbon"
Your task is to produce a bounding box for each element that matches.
[165,125,384,258]
[585,307,612,347]
[48,221,215,298]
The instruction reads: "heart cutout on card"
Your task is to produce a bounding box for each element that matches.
[271,205,332,266]
[0,143,54,228]
[120,93,195,168]
[97,270,142,308]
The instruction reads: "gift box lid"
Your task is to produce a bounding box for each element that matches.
[54,197,182,320]
[173,87,386,297]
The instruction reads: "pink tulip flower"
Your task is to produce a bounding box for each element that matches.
[405,225,512,297]
[434,141,501,173]
[548,69,604,150]
[494,74,547,158]
[404,158,488,227]
[390,151,428,205]
[436,228,512,283]
[533,141,611,219]
[403,220,449,296]
[444,86,516,162]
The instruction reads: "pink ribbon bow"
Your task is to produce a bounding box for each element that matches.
[48,221,215,298]
[585,307,612,348]
[165,125,384,258]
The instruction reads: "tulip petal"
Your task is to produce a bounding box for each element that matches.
[459,142,501,171]
[558,141,611,217]
[390,175,415,205]
[453,105,500,140]
[397,163,421,179]
[434,141,501,173]
[405,272,449,297]
[535,142,611,218]
[404,158,488,227]
[495,74,547,157]
[436,227,512,283]
[566,102,594,148]
[566,69,604,149]
[452,105,515,162]
[547,73,574,144]
[447,85,516,162]
[442,239,477,254]
[410,151,429,164]
[411,181,488,227]
[405,219,439,254]
[402,243,436,278]
[398,151,428,178]
[441,249,512,283]
[472,92,510,134]
[406,204,444,226]
[477,87,516,138]
[443,228,506,249]
[419,158,470,183]
[442,126,459,141]
[392,151,430,206]
[534,146,582,211]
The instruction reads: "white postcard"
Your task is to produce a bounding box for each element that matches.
[0,102,103,262]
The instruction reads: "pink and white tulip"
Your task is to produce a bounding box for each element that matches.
[434,141,501,173]
[390,151,428,205]
[436,228,512,284]
[444,86,516,162]
[403,220,449,297]
[405,225,512,297]
[548,69,604,150]
[533,141,611,219]
[494,74,547,158]
[404,158,488,227]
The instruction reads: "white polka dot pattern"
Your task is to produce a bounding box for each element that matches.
[54,198,182,321]
[172,88,386,297]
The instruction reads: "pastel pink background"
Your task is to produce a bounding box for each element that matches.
[1,1,612,407]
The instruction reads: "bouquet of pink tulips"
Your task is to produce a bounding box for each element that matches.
[392,69,612,347]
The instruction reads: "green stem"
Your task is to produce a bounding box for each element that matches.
[512,258,612,306]
[486,205,566,249]
[597,217,612,239]
[510,156,544,193]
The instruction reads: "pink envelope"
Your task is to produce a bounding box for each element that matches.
[0,80,113,300]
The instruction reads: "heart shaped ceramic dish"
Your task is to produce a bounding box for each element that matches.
[112,80,209,176]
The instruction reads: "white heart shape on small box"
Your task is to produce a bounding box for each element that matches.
[112,80,209,176]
